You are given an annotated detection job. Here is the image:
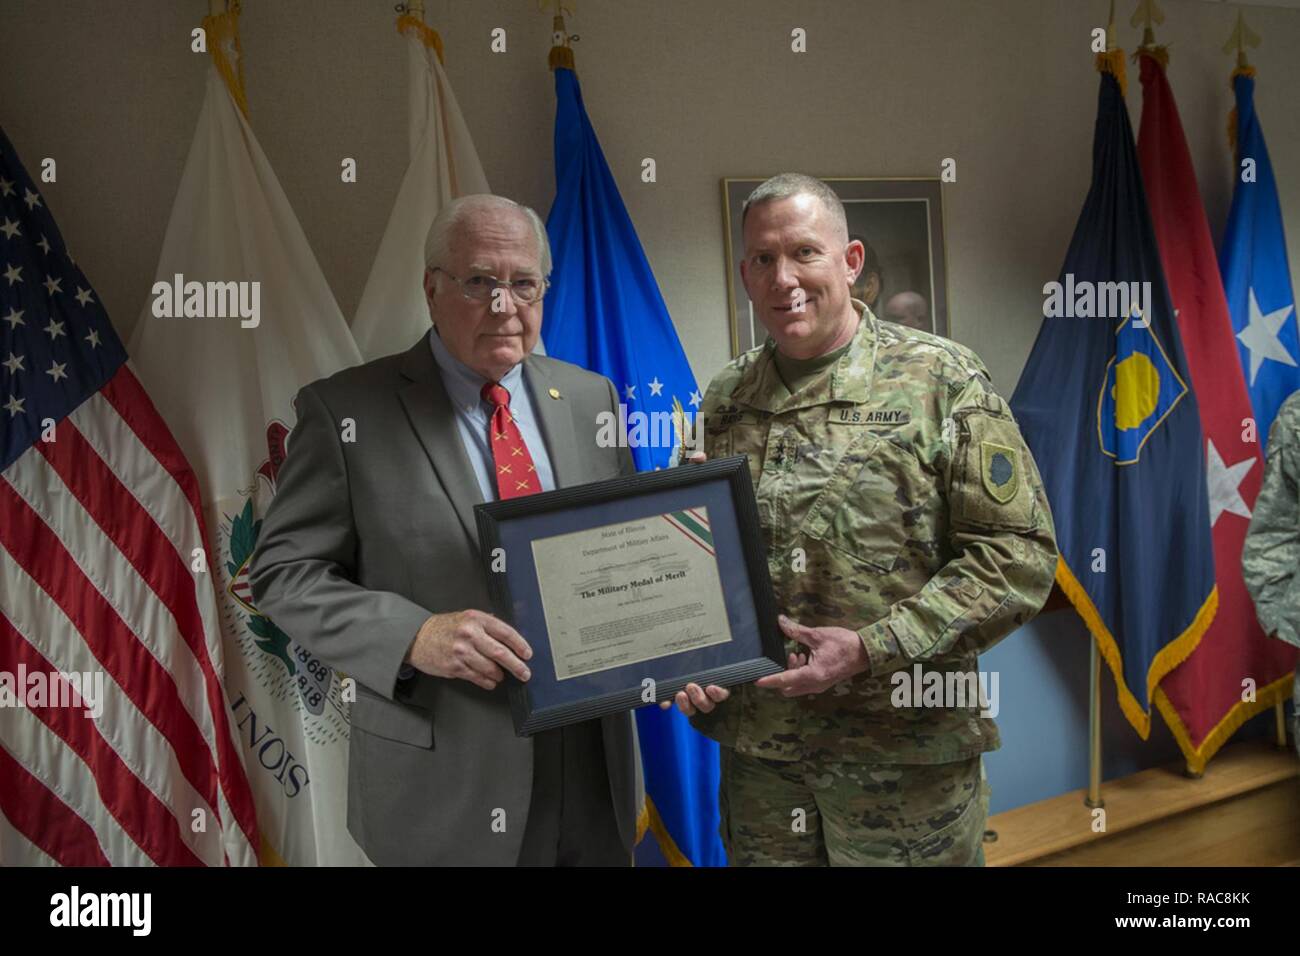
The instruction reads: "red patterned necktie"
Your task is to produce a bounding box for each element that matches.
[481,382,541,499]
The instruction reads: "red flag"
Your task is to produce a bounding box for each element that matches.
[1137,49,1297,771]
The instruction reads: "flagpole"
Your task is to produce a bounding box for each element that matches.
[1086,639,1104,808]
[1083,0,1122,812]
[1220,7,1282,753]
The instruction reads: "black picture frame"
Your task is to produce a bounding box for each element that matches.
[474,457,784,735]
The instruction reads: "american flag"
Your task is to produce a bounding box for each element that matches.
[0,127,259,865]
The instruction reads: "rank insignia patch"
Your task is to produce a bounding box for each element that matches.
[980,441,1019,503]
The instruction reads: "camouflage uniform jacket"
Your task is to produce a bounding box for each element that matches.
[691,303,1059,763]
[1241,390,1300,731]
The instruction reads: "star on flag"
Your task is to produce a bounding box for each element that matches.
[1237,286,1297,385]
[1206,439,1255,528]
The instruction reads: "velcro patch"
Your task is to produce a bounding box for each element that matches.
[980,441,1019,503]
[708,409,762,429]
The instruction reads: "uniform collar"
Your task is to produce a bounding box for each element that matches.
[732,299,879,413]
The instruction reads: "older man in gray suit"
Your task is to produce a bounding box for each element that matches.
[249,194,638,866]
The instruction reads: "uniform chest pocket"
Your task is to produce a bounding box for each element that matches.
[800,431,920,573]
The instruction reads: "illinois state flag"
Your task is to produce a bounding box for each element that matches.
[350,12,489,361]
[1221,66,1300,436]
[541,51,723,867]
[126,7,368,864]
[1010,54,1216,737]
[1136,49,1295,771]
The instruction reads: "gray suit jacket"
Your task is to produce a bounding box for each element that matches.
[248,332,638,866]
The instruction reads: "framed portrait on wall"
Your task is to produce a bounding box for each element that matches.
[721,177,950,355]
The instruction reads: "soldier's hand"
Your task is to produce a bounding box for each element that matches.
[659,682,729,715]
[406,609,532,691]
[754,615,869,697]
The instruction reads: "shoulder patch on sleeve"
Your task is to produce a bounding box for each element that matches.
[981,440,1020,503]
[953,412,1037,532]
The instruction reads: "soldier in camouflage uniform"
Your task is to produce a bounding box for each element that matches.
[1241,390,1300,758]
[667,174,1058,866]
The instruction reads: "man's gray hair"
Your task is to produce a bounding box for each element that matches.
[423,193,552,277]
[741,173,848,240]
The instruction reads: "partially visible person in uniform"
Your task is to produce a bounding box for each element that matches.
[849,233,882,309]
[667,173,1057,866]
[883,289,931,333]
[1241,390,1300,758]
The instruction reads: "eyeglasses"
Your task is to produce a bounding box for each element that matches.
[432,268,549,305]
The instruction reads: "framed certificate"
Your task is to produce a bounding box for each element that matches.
[474,457,784,735]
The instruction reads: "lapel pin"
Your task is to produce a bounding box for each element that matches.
[548,387,561,399]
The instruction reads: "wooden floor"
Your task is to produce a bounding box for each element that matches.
[984,740,1300,866]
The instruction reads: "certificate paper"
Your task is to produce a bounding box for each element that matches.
[531,507,734,680]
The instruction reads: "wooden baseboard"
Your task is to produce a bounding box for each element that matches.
[984,739,1300,866]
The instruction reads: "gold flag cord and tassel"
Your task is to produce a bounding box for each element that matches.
[1223,9,1261,158]
[396,10,444,64]
[203,0,249,119]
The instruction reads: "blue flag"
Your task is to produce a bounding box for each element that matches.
[541,65,724,866]
[1221,70,1300,436]
[1009,61,1217,737]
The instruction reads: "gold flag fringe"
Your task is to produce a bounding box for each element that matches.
[1095,48,1127,97]
[1055,558,1217,739]
[1156,673,1294,775]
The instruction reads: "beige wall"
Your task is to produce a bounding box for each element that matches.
[2,0,1298,392]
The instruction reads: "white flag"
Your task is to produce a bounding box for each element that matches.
[127,13,368,866]
[351,17,490,360]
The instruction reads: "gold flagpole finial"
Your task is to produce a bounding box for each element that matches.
[540,0,578,70]
[1130,0,1164,51]
[1223,9,1262,156]
[1221,9,1261,72]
